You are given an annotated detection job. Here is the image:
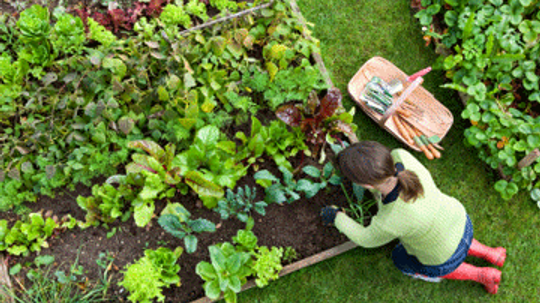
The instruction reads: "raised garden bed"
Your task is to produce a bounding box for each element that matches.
[0,0,371,302]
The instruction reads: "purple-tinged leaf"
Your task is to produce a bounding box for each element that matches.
[184,171,224,197]
[276,104,302,127]
[128,140,165,161]
[318,87,342,121]
[126,162,157,174]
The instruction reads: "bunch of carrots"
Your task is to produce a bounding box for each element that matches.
[392,103,442,160]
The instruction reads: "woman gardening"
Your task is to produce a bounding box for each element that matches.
[321,141,506,294]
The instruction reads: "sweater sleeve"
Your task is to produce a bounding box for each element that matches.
[334,212,397,248]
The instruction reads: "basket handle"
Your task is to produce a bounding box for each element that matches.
[379,77,424,126]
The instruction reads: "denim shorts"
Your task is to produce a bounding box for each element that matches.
[391,215,473,278]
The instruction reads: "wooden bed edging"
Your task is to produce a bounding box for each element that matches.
[0,253,13,303]
[190,241,357,303]
[288,0,334,89]
[179,0,276,36]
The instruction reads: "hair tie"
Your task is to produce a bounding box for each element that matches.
[394,162,405,176]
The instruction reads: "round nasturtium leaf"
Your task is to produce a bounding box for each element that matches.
[530,188,540,201]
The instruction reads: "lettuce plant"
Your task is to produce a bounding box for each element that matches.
[87,17,117,48]
[209,0,239,12]
[186,0,209,21]
[160,4,191,28]
[235,117,308,171]
[52,13,86,55]
[0,213,57,256]
[107,140,223,226]
[119,247,183,303]
[251,246,284,288]
[16,4,50,43]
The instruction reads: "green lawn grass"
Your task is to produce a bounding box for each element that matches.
[236,0,540,302]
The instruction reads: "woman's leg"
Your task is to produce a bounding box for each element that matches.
[441,262,501,294]
[468,239,506,267]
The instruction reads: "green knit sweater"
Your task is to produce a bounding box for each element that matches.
[335,148,467,266]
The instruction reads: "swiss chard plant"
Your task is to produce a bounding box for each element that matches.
[172,125,247,208]
[157,203,216,254]
[119,246,183,303]
[235,116,308,172]
[106,140,223,226]
[214,186,268,223]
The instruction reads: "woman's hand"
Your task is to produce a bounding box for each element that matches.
[320,206,344,226]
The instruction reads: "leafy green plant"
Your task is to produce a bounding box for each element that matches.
[276,87,357,158]
[157,203,216,253]
[172,125,247,208]
[299,162,343,198]
[232,228,258,252]
[242,61,327,110]
[196,242,252,303]
[15,4,53,76]
[231,228,284,288]
[16,4,50,43]
[52,12,86,55]
[186,0,209,21]
[87,17,117,48]
[251,246,284,288]
[415,0,540,200]
[119,247,183,303]
[160,4,191,28]
[282,246,298,264]
[254,165,316,204]
[235,117,308,171]
[210,0,239,12]
[105,140,223,226]
[0,213,57,256]
[214,186,268,223]
[76,182,133,225]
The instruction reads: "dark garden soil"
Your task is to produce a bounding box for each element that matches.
[0,108,376,303]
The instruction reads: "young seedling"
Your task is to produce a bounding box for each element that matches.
[214,186,268,223]
[157,203,216,254]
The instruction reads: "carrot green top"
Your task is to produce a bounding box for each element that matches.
[334,148,467,266]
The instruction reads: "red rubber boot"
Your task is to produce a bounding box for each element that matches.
[468,239,506,267]
[441,262,501,294]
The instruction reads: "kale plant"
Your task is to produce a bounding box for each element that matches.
[214,186,268,223]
